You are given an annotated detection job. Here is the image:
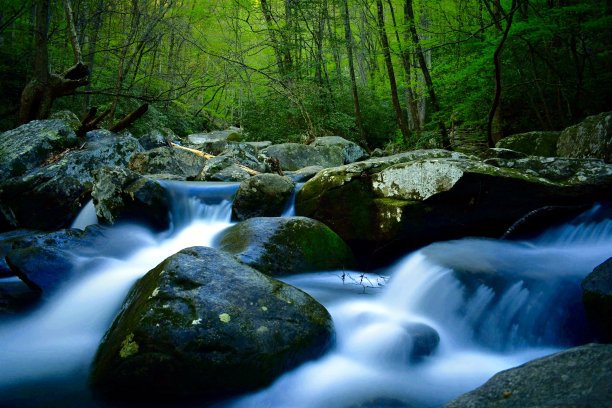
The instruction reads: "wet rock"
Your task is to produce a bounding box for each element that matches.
[232,174,295,221]
[284,165,324,182]
[90,246,333,402]
[0,278,39,315]
[0,230,33,278]
[0,119,78,180]
[92,167,170,230]
[406,323,440,361]
[582,258,612,343]
[262,143,344,171]
[495,131,560,157]
[312,136,369,164]
[0,134,143,231]
[296,150,612,267]
[558,111,611,162]
[444,343,612,407]
[137,129,174,150]
[217,217,356,276]
[128,146,206,179]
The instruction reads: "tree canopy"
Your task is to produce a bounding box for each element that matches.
[0,0,610,149]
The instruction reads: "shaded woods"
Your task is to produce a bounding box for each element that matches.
[0,0,610,148]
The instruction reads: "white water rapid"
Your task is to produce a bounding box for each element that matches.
[0,182,610,408]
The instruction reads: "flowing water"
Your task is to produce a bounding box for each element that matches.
[0,182,610,407]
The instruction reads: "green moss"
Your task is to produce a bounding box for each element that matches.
[119,333,139,358]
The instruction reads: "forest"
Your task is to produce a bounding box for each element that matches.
[0,0,610,150]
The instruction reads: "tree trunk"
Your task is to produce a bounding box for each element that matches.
[342,0,367,146]
[260,0,287,77]
[405,0,450,149]
[376,0,410,142]
[487,0,517,147]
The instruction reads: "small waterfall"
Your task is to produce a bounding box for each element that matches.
[281,182,305,217]
[0,182,238,406]
[227,204,612,408]
[71,199,98,230]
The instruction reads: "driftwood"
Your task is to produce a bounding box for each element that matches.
[168,143,259,176]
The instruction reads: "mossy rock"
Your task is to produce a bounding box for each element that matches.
[582,257,612,343]
[90,246,333,402]
[217,217,356,275]
[496,131,560,157]
[232,174,295,221]
[558,112,611,162]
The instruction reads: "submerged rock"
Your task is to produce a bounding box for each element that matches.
[262,143,344,171]
[444,343,612,407]
[217,217,356,276]
[232,174,295,221]
[92,167,170,230]
[557,111,611,162]
[582,258,612,343]
[90,246,333,402]
[0,133,143,231]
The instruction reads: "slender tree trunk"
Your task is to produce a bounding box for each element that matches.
[405,0,449,148]
[260,0,287,77]
[487,0,517,147]
[342,0,367,146]
[376,0,410,142]
[83,1,103,111]
[387,0,420,130]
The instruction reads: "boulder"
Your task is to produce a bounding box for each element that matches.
[262,143,344,171]
[444,343,612,407]
[495,131,560,157]
[0,278,39,315]
[128,146,206,179]
[232,174,295,221]
[312,136,369,164]
[187,127,242,145]
[582,258,612,343]
[481,148,528,160]
[0,230,33,278]
[0,133,143,231]
[558,111,611,162]
[295,150,612,267]
[196,143,268,181]
[137,129,173,150]
[49,110,81,132]
[90,246,333,402]
[0,119,78,180]
[217,217,356,276]
[92,167,170,230]
[3,225,154,297]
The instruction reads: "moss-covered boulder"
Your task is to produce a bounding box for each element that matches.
[128,146,206,179]
[90,246,333,402]
[444,343,612,407]
[558,111,611,162]
[0,119,78,180]
[262,143,344,171]
[217,217,356,275]
[49,110,81,132]
[0,133,143,231]
[495,131,560,157]
[312,136,369,164]
[232,174,295,221]
[582,258,612,343]
[296,150,612,266]
[92,167,170,230]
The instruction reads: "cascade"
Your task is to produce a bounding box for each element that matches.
[0,181,610,407]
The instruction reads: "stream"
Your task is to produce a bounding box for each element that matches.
[0,181,610,407]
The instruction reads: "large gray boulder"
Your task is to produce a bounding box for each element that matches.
[186,127,243,154]
[217,217,356,276]
[92,167,170,230]
[128,146,206,179]
[232,174,295,221]
[295,150,612,266]
[444,343,612,407]
[0,119,78,180]
[582,258,612,343]
[312,136,369,164]
[495,131,560,157]
[558,111,612,162]
[90,246,333,402]
[196,143,268,181]
[262,143,344,171]
[0,133,143,231]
